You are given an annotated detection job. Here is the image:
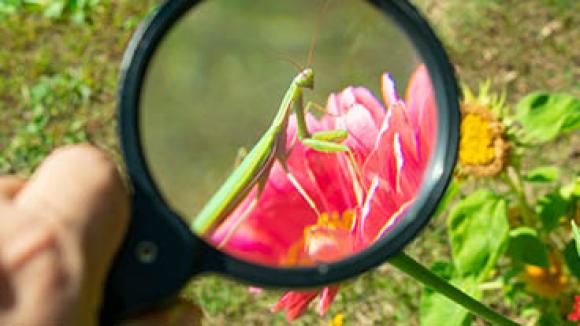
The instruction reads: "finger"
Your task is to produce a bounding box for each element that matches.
[13,144,130,321]
[15,144,129,251]
[10,230,71,326]
[0,176,26,201]
[0,207,42,270]
[0,219,56,272]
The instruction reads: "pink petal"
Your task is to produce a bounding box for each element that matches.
[271,292,292,313]
[305,227,354,262]
[343,104,380,156]
[405,65,437,163]
[351,87,386,126]
[303,150,357,214]
[272,291,320,321]
[318,286,340,316]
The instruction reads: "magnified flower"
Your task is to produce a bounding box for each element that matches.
[458,82,509,177]
[208,65,436,321]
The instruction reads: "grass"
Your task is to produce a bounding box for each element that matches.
[0,0,578,324]
[421,0,579,101]
[0,0,158,174]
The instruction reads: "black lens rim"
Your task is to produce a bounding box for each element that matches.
[118,0,459,288]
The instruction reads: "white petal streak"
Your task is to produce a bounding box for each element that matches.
[376,200,414,241]
[375,107,392,149]
[359,175,380,242]
[394,132,404,193]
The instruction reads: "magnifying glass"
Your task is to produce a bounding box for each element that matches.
[102,0,459,322]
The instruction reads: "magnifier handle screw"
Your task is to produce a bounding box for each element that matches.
[136,240,159,264]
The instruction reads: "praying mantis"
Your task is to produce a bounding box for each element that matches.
[190,67,352,242]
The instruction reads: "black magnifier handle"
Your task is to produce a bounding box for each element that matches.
[99,188,201,324]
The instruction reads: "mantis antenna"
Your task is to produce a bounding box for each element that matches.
[307,0,333,68]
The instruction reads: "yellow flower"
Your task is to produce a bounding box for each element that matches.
[521,251,568,298]
[458,81,509,177]
[328,313,345,326]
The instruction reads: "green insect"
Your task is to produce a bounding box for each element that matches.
[190,67,351,243]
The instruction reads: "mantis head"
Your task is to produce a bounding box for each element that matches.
[295,68,314,90]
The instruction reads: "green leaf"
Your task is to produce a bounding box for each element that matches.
[506,227,549,267]
[448,190,509,279]
[536,188,574,232]
[515,92,580,143]
[523,166,560,183]
[420,261,479,326]
[43,1,66,18]
[573,220,580,258]
[539,310,565,326]
[564,240,580,279]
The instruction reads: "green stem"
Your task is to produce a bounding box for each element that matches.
[502,167,535,226]
[389,252,518,326]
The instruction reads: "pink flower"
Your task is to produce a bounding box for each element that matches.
[209,66,436,321]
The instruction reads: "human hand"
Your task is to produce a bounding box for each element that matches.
[0,144,203,326]
[0,144,129,325]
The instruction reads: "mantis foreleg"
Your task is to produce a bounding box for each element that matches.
[191,68,351,237]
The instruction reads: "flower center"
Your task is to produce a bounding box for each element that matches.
[305,210,356,235]
[282,210,356,266]
[303,210,356,262]
[459,112,497,165]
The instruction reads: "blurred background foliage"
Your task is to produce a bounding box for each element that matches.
[0,0,101,23]
[0,0,579,325]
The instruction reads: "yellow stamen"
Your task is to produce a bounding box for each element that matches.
[459,113,496,165]
[305,210,356,237]
[458,102,509,177]
[282,210,356,266]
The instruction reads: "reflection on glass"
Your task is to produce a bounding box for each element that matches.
[141,0,436,267]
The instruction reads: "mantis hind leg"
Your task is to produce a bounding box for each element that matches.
[217,195,258,249]
[285,171,321,217]
[277,156,321,217]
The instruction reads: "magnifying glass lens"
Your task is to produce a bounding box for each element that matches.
[141,0,437,268]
